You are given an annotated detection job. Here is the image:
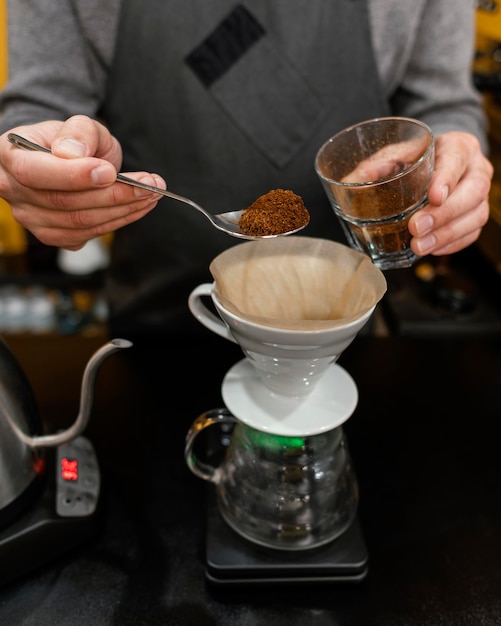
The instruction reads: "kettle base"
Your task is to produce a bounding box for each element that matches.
[0,436,102,586]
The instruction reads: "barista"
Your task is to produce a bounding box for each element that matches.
[0,1,493,339]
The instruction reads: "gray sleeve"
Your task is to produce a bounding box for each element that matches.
[371,0,488,153]
[0,0,120,133]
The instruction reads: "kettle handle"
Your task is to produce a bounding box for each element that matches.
[4,338,132,448]
[184,408,238,483]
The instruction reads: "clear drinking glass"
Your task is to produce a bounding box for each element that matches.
[315,116,435,270]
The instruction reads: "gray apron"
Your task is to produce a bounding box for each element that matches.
[102,0,389,338]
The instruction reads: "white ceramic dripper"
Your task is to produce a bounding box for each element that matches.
[189,236,387,402]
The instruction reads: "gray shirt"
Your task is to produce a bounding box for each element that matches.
[0,0,487,151]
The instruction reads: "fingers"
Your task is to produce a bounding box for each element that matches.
[9,115,122,167]
[9,172,165,238]
[10,176,164,248]
[51,114,123,167]
[20,201,158,250]
[7,162,164,209]
[408,132,493,256]
[4,124,118,192]
[1,118,168,249]
[342,138,427,183]
[6,146,118,191]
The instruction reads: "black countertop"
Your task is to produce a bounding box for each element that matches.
[0,331,500,625]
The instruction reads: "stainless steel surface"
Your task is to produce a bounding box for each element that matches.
[7,133,307,240]
[0,336,40,511]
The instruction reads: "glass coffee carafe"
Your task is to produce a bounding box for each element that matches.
[185,408,359,550]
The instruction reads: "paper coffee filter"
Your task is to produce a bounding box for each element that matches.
[210,236,387,330]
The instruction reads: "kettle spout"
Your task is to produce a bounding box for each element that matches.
[15,338,132,448]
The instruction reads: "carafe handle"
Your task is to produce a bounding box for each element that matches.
[184,408,238,482]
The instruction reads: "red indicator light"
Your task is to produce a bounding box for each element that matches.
[61,457,78,481]
[32,456,46,475]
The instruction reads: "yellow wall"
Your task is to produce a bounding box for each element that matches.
[477,2,501,42]
[0,0,27,255]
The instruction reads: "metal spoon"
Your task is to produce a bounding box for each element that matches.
[7,133,308,240]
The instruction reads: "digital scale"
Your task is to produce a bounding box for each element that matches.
[205,491,368,586]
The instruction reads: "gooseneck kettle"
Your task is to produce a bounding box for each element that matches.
[0,337,131,529]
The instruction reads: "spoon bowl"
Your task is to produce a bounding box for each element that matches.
[7,133,308,240]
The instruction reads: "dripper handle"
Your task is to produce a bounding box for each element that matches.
[188,283,237,343]
[184,408,238,482]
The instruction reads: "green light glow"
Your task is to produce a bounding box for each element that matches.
[249,430,305,451]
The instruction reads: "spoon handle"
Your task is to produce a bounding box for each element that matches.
[114,175,205,213]
[8,133,51,153]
